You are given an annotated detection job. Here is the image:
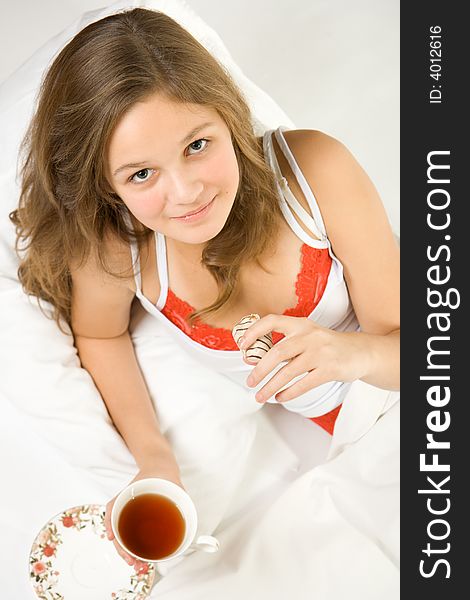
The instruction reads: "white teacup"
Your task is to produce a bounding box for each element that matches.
[111,478,219,564]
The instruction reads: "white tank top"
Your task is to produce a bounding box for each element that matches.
[128,127,359,418]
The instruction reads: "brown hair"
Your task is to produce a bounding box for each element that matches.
[10,8,283,330]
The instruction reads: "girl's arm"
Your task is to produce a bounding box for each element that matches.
[241,129,400,400]
[292,129,400,389]
[74,331,178,474]
[70,239,177,474]
[70,238,179,567]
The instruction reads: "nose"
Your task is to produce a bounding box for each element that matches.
[162,168,204,208]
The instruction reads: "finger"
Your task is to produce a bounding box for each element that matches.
[254,356,308,403]
[274,368,330,403]
[113,538,136,566]
[241,331,273,365]
[246,337,303,389]
[239,314,293,352]
[133,559,148,573]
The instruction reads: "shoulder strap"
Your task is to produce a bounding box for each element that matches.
[122,211,169,309]
[122,211,143,294]
[263,130,328,248]
[278,177,325,241]
[155,232,169,310]
[274,127,328,240]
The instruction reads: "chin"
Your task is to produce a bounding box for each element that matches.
[177,221,226,245]
[172,209,232,245]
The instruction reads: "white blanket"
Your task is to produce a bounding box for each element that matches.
[0,283,399,598]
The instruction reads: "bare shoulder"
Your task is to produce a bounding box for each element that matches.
[70,230,136,338]
[283,128,345,161]
[284,128,400,334]
[282,128,368,207]
[281,128,396,246]
[70,229,135,288]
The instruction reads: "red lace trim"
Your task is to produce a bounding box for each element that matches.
[161,244,338,434]
[309,404,342,435]
[161,244,332,350]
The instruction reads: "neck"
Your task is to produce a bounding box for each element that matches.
[168,237,207,266]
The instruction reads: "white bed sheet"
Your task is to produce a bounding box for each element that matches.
[0,286,399,598]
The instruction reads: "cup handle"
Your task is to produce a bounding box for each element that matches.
[191,534,220,553]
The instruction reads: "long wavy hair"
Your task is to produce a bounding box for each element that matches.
[10,8,283,331]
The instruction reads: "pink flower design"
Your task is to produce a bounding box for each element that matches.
[33,562,47,576]
[37,530,50,545]
[62,516,74,528]
[43,545,55,557]
[135,562,149,575]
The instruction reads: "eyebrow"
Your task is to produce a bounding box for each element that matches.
[112,121,215,177]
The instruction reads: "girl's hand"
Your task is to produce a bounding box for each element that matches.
[239,314,373,403]
[103,463,183,570]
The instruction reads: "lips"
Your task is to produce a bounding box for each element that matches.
[171,198,214,219]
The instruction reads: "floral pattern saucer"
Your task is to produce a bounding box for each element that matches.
[29,504,156,600]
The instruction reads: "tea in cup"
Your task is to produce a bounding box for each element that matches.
[111,478,219,563]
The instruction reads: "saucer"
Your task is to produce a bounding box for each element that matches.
[29,504,156,600]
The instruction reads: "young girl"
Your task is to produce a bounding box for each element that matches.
[11,7,399,569]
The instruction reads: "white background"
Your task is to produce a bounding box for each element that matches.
[0,0,399,233]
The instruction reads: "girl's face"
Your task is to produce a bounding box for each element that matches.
[107,93,240,246]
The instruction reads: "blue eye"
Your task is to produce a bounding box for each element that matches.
[187,138,209,155]
[130,168,154,184]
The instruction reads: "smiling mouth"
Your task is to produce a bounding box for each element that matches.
[171,198,215,219]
